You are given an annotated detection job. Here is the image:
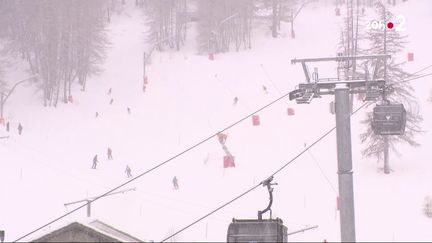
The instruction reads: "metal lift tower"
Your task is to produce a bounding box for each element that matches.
[289,54,391,242]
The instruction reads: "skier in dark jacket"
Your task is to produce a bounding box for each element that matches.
[6,122,9,132]
[173,176,179,190]
[92,155,98,169]
[233,97,238,105]
[109,98,114,105]
[107,147,113,160]
[125,165,132,177]
[18,123,23,135]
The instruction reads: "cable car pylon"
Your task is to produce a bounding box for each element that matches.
[288,53,405,242]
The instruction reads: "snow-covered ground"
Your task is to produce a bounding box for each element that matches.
[1,0,432,242]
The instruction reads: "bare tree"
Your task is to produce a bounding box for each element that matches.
[144,0,188,52]
[0,0,109,106]
[197,0,253,54]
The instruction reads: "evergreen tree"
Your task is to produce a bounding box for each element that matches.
[359,2,422,174]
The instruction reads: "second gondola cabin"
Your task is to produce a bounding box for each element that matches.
[227,218,287,242]
[371,103,406,135]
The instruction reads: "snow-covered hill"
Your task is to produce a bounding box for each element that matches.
[1,0,432,242]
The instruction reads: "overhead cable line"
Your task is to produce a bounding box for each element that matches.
[161,101,371,242]
[17,66,432,242]
[14,84,291,242]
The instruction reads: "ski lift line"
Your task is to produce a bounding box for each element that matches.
[14,87,292,242]
[9,140,107,191]
[160,183,263,242]
[382,72,432,94]
[18,64,431,241]
[287,225,319,236]
[307,150,338,195]
[15,65,432,241]
[213,74,253,112]
[411,64,432,76]
[260,64,286,98]
[398,72,432,84]
[271,100,370,178]
[14,131,246,221]
[24,63,432,241]
[10,142,232,238]
[161,101,372,242]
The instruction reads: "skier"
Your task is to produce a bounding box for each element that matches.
[109,98,114,105]
[107,147,113,160]
[262,85,268,94]
[217,132,227,145]
[203,153,210,165]
[127,107,131,114]
[6,122,9,132]
[18,123,23,135]
[107,88,112,95]
[143,84,147,93]
[125,165,132,177]
[95,112,99,118]
[233,97,238,105]
[92,155,98,169]
[173,176,179,190]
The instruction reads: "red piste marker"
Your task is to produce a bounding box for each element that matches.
[387,22,394,29]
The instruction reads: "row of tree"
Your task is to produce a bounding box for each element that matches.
[143,0,302,54]
[0,0,110,107]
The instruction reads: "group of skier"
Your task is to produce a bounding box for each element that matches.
[1,121,23,135]
[90,83,185,189]
[91,147,133,178]
[92,150,179,189]
[94,88,133,118]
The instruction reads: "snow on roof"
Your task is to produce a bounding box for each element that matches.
[28,218,144,242]
[87,219,144,242]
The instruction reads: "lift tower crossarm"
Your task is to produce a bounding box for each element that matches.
[64,188,136,217]
[291,54,390,64]
[289,53,393,242]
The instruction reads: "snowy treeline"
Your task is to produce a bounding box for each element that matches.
[144,0,302,54]
[0,0,109,107]
[143,0,188,52]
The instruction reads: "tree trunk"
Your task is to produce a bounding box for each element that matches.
[383,136,390,174]
[63,79,68,103]
[291,14,295,38]
[272,0,278,38]
[0,93,4,119]
[382,3,390,174]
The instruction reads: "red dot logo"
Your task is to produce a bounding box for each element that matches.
[387,22,394,29]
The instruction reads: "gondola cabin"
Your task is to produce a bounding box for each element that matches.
[371,103,406,135]
[227,218,287,242]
